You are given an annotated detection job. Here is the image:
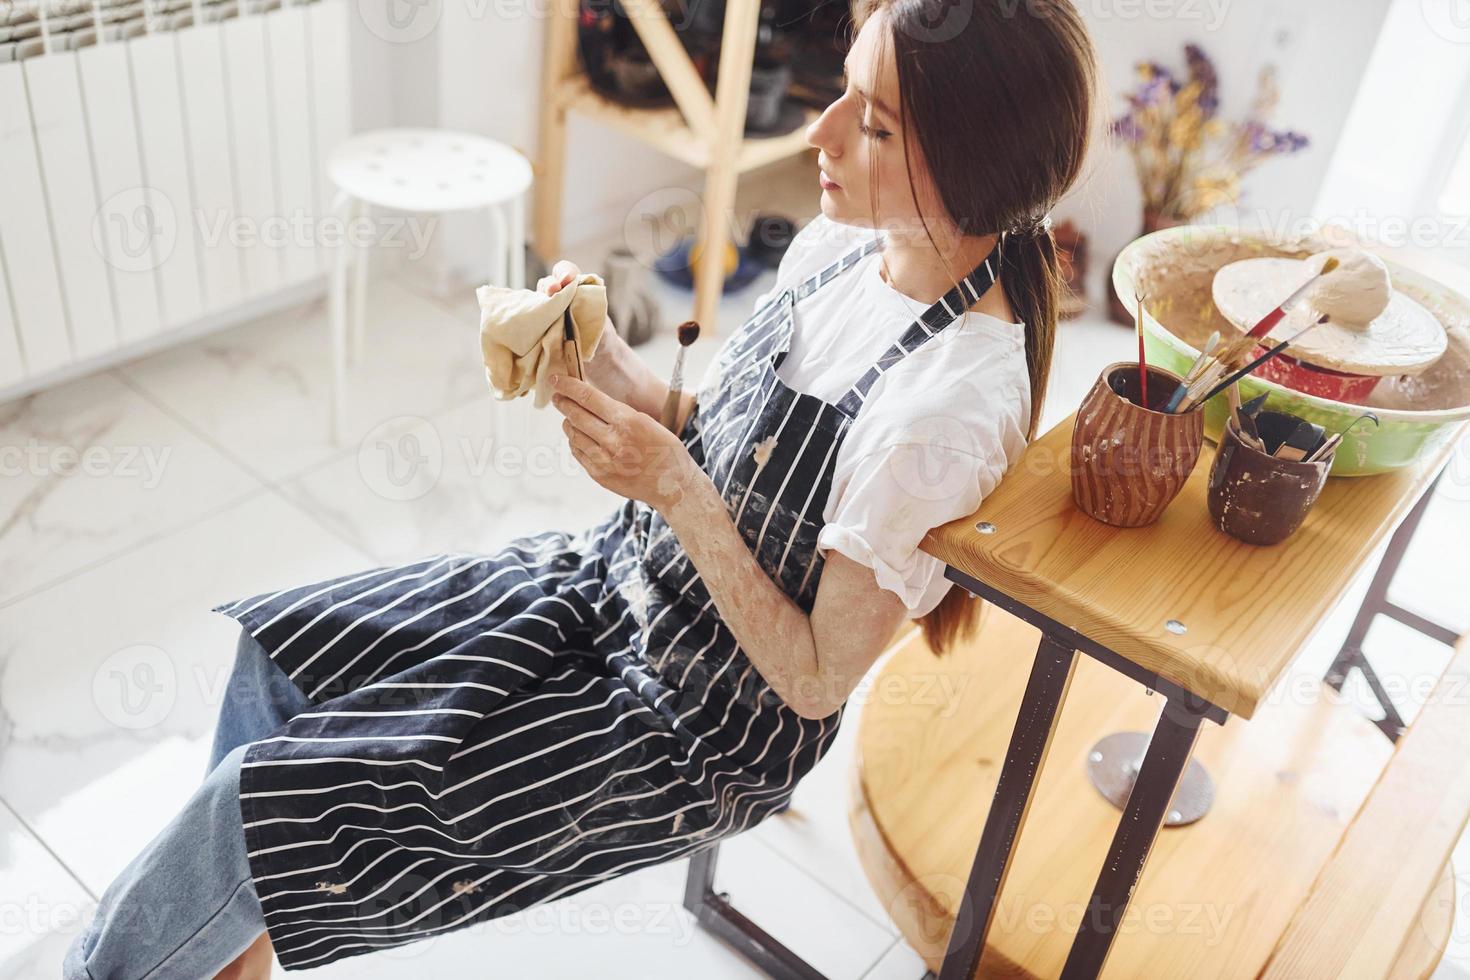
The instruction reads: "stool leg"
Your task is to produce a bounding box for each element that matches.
[328,190,352,445]
[350,200,371,366]
[488,204,510,287]
[508,194,526,290]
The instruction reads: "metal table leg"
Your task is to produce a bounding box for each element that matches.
[937,633,1078,980]
[1324,471,1459,742]
[1061,697,1210,978]
[683,842,827,980]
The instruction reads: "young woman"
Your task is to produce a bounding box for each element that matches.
[66,1,1095,975]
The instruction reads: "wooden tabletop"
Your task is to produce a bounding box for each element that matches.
[921,413,1466,719]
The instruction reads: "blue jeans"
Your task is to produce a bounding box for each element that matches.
[64,629,313,979]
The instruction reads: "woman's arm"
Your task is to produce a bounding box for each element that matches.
[551,374,907,719]
[538,260,695,429]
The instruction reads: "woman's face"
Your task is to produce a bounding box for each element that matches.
[805,11,941,238]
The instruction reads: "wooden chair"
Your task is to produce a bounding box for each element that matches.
[1260,631,1470,979]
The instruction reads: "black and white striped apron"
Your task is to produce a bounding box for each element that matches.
[212,234,1003,970]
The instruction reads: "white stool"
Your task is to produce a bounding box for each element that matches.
[325,127,533,442]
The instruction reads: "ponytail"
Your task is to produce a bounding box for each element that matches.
[916,227,1060,656]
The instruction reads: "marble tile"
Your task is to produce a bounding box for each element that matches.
[274,377,619,565]
[118,277,489,485]
[0,805,92,980]
[272,856,767,979]
[1433,960,1470,980]
[0,490,372,895]
[860,937,928,980]
[749,694,901,931]
[274,329,721,566]
[270,834,892,979]
[0,372,263,607]
[1391,479,1470,635]
[709,832,897,980]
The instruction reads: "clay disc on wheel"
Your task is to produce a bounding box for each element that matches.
[1212,257,1446,375]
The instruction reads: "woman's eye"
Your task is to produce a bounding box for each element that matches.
[858,120,891,141]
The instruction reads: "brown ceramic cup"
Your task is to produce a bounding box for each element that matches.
[1206,415,1332,546]
[1071,362,1204,528]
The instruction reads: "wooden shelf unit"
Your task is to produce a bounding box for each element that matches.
[533,0,818,330]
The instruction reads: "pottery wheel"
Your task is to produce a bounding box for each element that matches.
[1212,257,1446,375]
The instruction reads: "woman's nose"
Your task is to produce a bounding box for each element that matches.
[806,101,842,158]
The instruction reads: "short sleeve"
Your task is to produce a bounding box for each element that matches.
[816,382,1028,617]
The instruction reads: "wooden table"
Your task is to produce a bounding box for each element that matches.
[916,410,1468,979]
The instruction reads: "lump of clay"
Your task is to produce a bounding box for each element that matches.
[1306,249,1392,327]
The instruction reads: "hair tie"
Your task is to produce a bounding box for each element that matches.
[1021,211,1054,238]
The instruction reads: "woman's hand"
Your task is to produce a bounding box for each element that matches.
[537,260,668,419]
[550,373,703,512]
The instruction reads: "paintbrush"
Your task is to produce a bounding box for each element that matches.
[1189,338,1297,408]
[1243,255,1340,341]
[1174,360,1228,413]
[659,320,701,433]
[1134,291,1149,409]
[561,308,583,381]
[1162,331,1221,413]
[1192,313,1335,408]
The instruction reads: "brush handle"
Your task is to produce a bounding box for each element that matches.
[1246,306,1288,340]
[659,387,683,433]
[1246,274,1320,338]
[1199,338,1293,405]
[1305,432,1343,463]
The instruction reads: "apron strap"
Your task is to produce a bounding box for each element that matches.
[793,236,884,303]
[834,237,1005,418]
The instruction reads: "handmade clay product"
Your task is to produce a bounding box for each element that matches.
[1071,362,1204,528]
[1112,226,1470,476]
[1211,248,1447,404]
[1206,411,1332,546]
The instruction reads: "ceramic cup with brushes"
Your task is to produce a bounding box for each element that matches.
[1207,408,1333,546]
[1071,361,1204,527]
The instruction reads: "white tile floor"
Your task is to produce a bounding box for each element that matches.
[2,243,1467,979]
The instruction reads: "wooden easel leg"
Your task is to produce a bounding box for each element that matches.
[533,0,578,263]
[694,0,759,332]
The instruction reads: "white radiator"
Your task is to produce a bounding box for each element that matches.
[0,0,351,398]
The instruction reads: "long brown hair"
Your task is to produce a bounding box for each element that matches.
[855,0,1098,654]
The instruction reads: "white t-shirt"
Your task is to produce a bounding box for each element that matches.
[696,215,1033,618]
